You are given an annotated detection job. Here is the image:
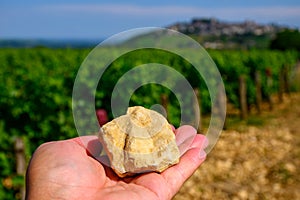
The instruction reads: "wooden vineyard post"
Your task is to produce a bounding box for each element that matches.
[14,137,26,200]
[239,75,248,120]
[255,70,262,114]
[218,83,227,130]
[160,94,169,121]
[283,64,290,96]
[265,68,273,111]
[193,88,202,133]
[211,83,227,130]
[278,67,284,103]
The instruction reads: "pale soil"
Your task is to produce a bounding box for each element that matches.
[174,93,300,200]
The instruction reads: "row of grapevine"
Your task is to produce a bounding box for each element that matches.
[0,48,90,199]
[0,48,299,199]
[209,50,299,108]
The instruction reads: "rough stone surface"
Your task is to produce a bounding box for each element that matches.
[99,106,180,177]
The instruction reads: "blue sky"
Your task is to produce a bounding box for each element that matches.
[1,0,300,39]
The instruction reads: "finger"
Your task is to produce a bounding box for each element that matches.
[175,125,197,144]
[169,124,176,133]
[94,155,110,168]
[72,136,103,158]
[175,125,197,156]
[190,134,209,150]
[161,147,206,196]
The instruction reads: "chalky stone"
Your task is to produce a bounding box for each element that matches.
[99,106,180,177]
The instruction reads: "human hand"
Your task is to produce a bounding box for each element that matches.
[26,125,208,200]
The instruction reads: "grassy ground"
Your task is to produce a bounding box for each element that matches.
[174,93,300,200]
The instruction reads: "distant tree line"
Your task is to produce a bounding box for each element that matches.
[270,29,300,51]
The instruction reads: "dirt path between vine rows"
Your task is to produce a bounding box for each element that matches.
[174,93,300,200]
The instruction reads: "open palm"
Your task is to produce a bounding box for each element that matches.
[26,125,207,200]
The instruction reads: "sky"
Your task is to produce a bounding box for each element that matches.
[1,0,300,39]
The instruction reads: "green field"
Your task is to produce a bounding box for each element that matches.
[0,47,299,199]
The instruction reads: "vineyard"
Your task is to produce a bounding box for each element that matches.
[0,47,299,199]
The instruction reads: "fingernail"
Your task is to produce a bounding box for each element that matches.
[199,150,207,160]
[201,137,209,149]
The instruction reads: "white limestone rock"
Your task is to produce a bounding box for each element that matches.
[99,106,180,177]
